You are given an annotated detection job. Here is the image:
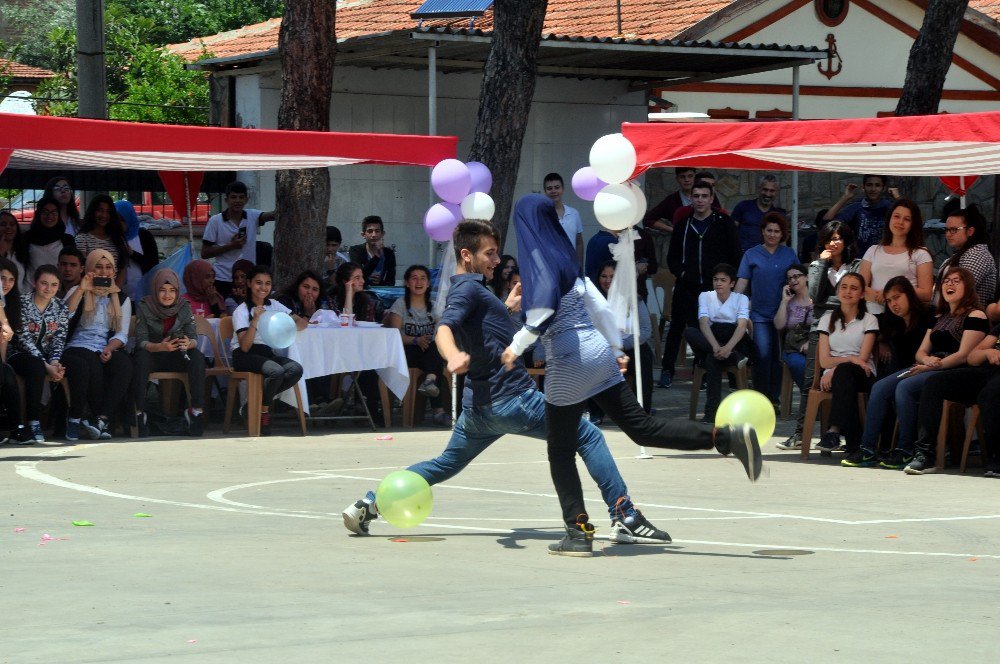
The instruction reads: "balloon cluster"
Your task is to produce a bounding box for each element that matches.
[424,159,496,241]
[571,133,646,231]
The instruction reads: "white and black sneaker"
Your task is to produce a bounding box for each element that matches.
[342,491,378,535]
[80,420,102,440]
[775,434,802,450]
[610,511,672,544]
[718,423,763,482]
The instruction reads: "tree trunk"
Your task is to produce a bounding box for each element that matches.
[467,0,548,251]
[274,0,336,289]
[894,0,969,117]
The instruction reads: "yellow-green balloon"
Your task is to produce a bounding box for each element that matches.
[716,389,776,442]
[375,470,433,528]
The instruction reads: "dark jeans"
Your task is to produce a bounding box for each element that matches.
[7,353,47,421]
[914,366,1000,466]
[405,344,445,409]
[684,323,748,418]
[61,347,133,420]
[133,348,207,410]
[232,344,303,405]
[827,363,875,448]
[0,362,21,427]
[661,283,699,375]
[547,381,717,528]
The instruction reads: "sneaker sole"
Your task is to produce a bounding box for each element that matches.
[547,549,593,557]
[732,424,763,482]
[775,442,802,450]
[904,466,937,475]
[341,507,370,535]
[609,523,672,544]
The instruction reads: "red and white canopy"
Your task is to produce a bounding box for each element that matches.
[622,111,1000,177]
[0,112,457,172]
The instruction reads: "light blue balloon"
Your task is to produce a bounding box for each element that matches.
[258,311,297,349]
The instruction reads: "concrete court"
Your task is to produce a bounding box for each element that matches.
[2,401,998,664]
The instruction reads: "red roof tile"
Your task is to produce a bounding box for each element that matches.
[970,0,1000,22]
[0,58,55,80]
[168,0,730,62]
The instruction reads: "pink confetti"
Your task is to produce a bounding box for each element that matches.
[391,538,409,543]
[14,527,26,533]
[375,435,393,440]
[187,640,197,644]
[38,533,68,546]
[617,600,631,605]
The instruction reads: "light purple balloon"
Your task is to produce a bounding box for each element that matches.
[423,202,463,242]
[571,166,608,202]
[431,159,472,204]
[467,161,493,194]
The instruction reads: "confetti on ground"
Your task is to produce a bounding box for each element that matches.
[375,435,393,441]
[14,527,25,533]
[885,535,898,539]
[617,601,631,605]
[187,640,197,644]
[391,538,409,543]
[39,533,68,545]
[133,513,152,518]
[969,557,979,562]
[72,521,95,527]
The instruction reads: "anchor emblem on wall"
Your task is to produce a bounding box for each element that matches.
[818,33,843,79]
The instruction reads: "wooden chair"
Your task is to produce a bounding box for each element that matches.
[800,355,867,459]
[688,360,749,420]
[937,402,984,472]
[402,369,455,427]
[16,376,72,424]
[778,361,795,420]
[217,316,307,436]
[130,314,190,414]
[194,315,238,428]
[527,366,545,389]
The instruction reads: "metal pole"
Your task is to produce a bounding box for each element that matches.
[185,172,194,251]
[959,175,967,208]
[790,65,801,254]
[428,43,438,267]
[76,0,107,119]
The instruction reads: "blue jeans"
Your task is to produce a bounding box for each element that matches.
[406,389,635,522]
[782,351,806,391]
[860,370,934,454]
[751,320,781,402]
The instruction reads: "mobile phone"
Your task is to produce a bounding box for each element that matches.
[235,227,247,240]
[93,276,112,288]
[897,369,913,379]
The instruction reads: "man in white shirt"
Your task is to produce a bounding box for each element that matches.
[201,181,275,296]
[543,172,584,265]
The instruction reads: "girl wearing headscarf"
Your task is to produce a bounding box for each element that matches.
[115,200,160,303]
[182,259,226,318]
[62,249,133,441]
[132,269,206,437]
[17,195,76,293]
[501,195,762,551]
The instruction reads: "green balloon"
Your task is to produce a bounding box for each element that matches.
[716,389,776,442]
[376,470,434,528]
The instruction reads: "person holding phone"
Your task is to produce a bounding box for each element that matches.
[132,269,207,437]
[62,249,133,441]
[201,181,274,297]
[773,264,813,393]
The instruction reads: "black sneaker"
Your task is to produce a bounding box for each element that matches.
[548,516,595,557]
[185,410,205,437]
[879,449,913,470]
[658,371,672,389]
[775,434,802,450]
[841,450,877,467]
[610,511,672,544]
[260,412,271,436]
[816,431,841,452]
[717,424,763,482]
[903,455,936,475]
[13,424,34,445]
[342,491,378,535]
[136,413,149,438]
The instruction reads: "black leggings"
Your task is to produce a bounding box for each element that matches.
[7,353,47,421]
[61,347,133,420]
[232,344,303,405]
[405,345,445,409]
[547,381,717,528]
[133,348,207,410]
[914,366,1000,465]
[0,361,21,426]
[826,363,874,447]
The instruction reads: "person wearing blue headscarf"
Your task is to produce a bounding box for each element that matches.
[115,200,159,303]
[502,194,763,553]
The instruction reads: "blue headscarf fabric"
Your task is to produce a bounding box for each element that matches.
[115,200,140,241]
[513,194,581,329]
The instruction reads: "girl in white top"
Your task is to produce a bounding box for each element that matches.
[858,199,933,314]
[815,272,880,452]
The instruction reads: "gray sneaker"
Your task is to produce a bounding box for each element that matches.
[903,455,937,475]
[548,519,595,557]
[775,434,802,450]
[718,424,763,482]
[342,491,378,535]
[80,420,102,440]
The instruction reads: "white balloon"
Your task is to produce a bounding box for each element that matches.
[626,182,647,225]
[460,192,495,221]
[593,183,637,231]
[589,133,637,185]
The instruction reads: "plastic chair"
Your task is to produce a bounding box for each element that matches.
[217,316,307,436]
[937,401,984,472]
[402,368,454,427]
[688,361,749,420]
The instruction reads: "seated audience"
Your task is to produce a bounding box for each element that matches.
[75,194,128,288]
[0,210,27,286]
[814,273,879,454]
[349,216,396,287]
[7,264,69,443]
[43,175,81,236]
[63,249,134,441]
[115,200,159,303]
[323,226,348,289]
[843,266,987,469]
[230,266,307,436]
[858,199,933,314]
[17,196,75,293]
[387,265,449,425]
[0,258,30,443]
[876,276,933,374]
[936,205,995,308]
[132,269,206,437]
[277,270,330,319]
[331,262,376,321]
[774,263,813,392]
[57,247,85,299]
[182,259,226,318]
[225,259,254,315]
[683,263,752,423]
[585,225,658,301]
[490,254,517,299]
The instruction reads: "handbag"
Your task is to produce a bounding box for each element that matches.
[783,322,810,354]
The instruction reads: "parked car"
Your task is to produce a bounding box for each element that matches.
[6,189,212,224]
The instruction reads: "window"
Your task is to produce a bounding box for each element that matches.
[815,0,849,27]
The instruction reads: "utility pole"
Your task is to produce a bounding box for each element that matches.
[76,0,107,119]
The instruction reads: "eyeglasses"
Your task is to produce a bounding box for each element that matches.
[943,226,967,235]
[941,277,963,286]
[786,274,804,283]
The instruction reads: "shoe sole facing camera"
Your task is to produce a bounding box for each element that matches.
[341,502,372,535]
[731,424,763,482]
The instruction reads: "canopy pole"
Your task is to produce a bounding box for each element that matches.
[428,43,438,267]
[960,175,967,208]
[790,65,801,255]
[184,172,194,252]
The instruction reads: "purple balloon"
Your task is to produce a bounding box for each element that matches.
[423,202,463,242]
[431,159,472,204]
[571,166,608,202]
[467,161,493,194]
